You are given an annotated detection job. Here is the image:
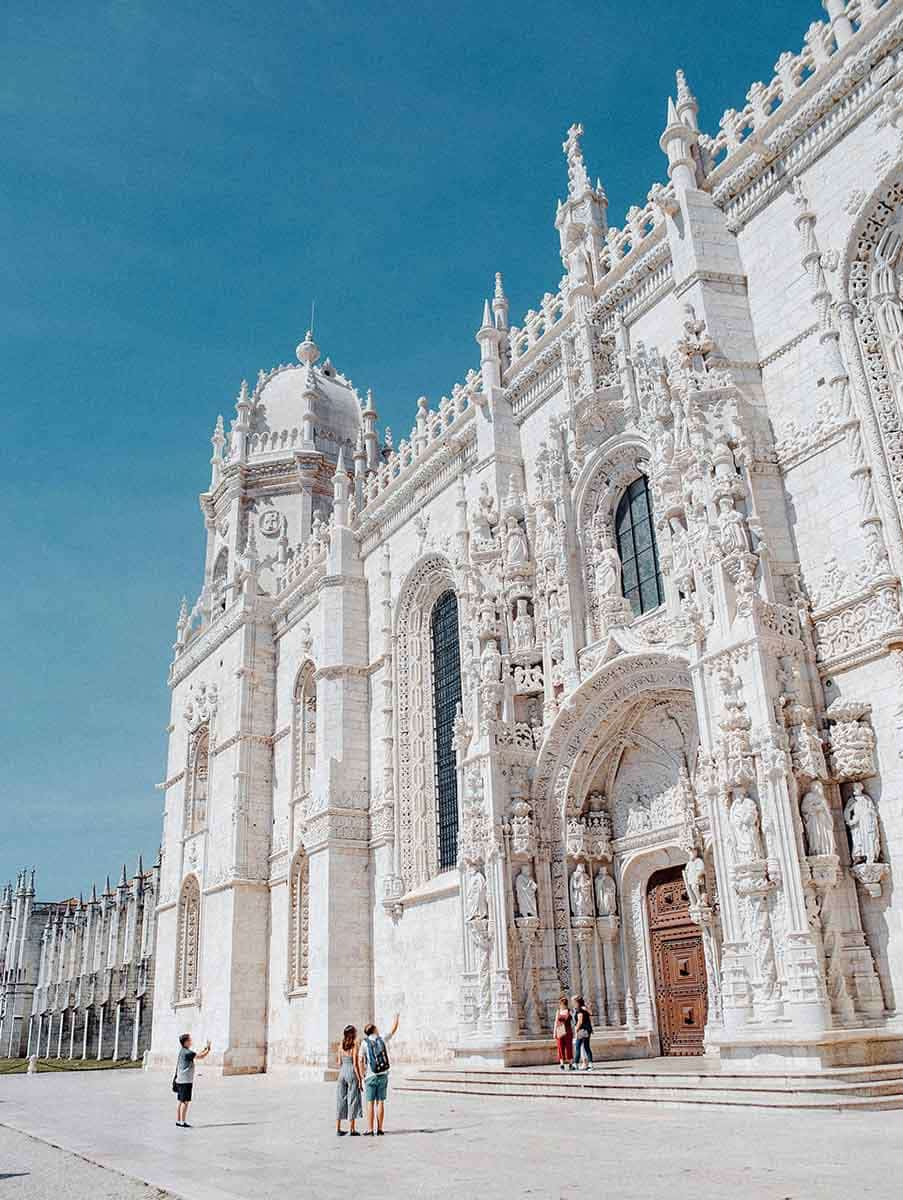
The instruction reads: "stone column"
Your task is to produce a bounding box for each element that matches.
[596,915,621,1025]
[82,1011,90,1060]
[515,918,541,1037]
[96,1007,104,1061]
[571,918,595,1009]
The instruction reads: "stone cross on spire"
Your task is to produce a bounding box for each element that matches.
[563,123,591,198]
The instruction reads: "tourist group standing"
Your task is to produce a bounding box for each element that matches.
[337,1012,400,1137]
[554,996,593,1071]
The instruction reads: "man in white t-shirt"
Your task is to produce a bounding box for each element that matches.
[358,1013,400,1136]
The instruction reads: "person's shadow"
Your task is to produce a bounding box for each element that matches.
[0,1174,30,1180]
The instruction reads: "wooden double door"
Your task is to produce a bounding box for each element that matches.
[647,865,707,1056]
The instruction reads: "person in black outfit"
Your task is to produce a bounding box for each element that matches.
[572,995,594,1071]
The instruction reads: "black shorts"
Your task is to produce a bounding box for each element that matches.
[176,1083,193,1103]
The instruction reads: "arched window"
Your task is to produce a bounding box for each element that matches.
[287,850,309,994]
[615,476,663,616]
[174,876,200,1003]
[430,590,463,871]
[292,665,317,801]
[187,730,209,834]
[212,548,229,612]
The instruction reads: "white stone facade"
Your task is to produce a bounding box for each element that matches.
[149,1,903,1074]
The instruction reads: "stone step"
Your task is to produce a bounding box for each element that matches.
[396,1067,903,1110]
[405,1070,903,1099]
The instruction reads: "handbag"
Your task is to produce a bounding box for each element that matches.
[554,1020,566,1038]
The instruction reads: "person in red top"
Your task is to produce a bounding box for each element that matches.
[554,995,574,1071]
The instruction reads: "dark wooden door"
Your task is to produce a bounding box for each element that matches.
[647,866,707,1056]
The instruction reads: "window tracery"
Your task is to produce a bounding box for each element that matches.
[291,664,317,801]
[174,875,200,1003]
[187,729,209,835]
[287,849,310,993]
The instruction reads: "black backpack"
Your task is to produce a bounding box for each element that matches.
[366,1035,390,1073]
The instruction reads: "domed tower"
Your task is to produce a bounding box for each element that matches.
[198,331,365,617]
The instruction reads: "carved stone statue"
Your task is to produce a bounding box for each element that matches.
[548,591,561,642]
[717,496,750,555]
[514,865,538,919]
[570,862,593,918]
[594,865,617,917]
[464,867,489,921]
[594,544,622,600]
[480,638,502,683]
[683,854,707,907]
[800,782,836,858]
[730,791,764,863]
[512,599,535,651]
[844,782,880,865]
[504,515,529,566]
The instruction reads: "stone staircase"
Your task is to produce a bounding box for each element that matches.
[396,1059,903,1111]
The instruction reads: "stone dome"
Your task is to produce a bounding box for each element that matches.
[247,334,361,459]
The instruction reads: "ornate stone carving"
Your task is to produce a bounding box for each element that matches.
[569,862,594,918]
[594,865,617,916]
[514,865,538,919]
[183,682,218,733]
[826,699,876,781]
[844,782,881,866]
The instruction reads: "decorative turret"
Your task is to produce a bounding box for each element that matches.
[476,298,502,391]
[175,596,189,652]
[296,330,320,450]
[362,388,379,473]
[210,414,225,487]
[353,427,366,508]
[555,124,608,306]
[661,70,703,193]
[230,381,252,464]
[333,443,351,527]
[492,272,509,332]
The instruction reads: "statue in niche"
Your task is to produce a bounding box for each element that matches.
[480,638,502,683]
[569,862,593,918]
[683,854,707,908]
[844,783,881,865]
[536,506,557,557]
[800,782,837,858]
[512,599,535,651]
[716,495,750,555]
[729,791,764,863]
[504,515,529,566]
[548,591,561,642]
[593,527,621,599]
[594,865,617,917]
[464,867,489,921]
[514,865,539,919]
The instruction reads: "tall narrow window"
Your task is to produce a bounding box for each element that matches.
[292,666,316,801]
[188,730,209,834]
[615,476,663,616]
[430,591,463,870]
[287,850,310,994]
[175,876,200,1002]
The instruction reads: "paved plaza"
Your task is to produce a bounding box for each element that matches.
[0,1065,899,1199]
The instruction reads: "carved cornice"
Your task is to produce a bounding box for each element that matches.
[759,323,819,369]
[156,769,186,793]
[170,599,259,688]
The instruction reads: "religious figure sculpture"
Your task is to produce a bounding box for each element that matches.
[593,538,622,600]
[730,791,764,863]
[504,515,529,566]
[570,862,593,918]
[480,638,502,683]
[514,865,538,919]
[844,783,881,865]
[594,865,617,917]
[683,854,707,908]
[717,496,750,555]
[464,867,489,921]
[548,591,561,642]
[512,599,535,651]
[800,782,836,858]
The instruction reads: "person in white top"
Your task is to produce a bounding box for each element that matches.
[358,1012,400,1136]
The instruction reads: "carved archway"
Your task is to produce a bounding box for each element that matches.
[394,552,457,891]
[530,651,695,991]
[840,171,903,532]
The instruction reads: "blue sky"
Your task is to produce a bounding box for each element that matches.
[1,0,819,898]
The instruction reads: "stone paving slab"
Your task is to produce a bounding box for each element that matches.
[0,1065,899,1199]
[0,1124,175,1199]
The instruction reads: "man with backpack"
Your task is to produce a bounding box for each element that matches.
[358,1012,400,1136]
